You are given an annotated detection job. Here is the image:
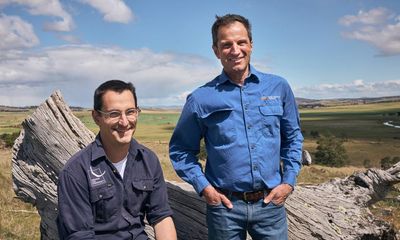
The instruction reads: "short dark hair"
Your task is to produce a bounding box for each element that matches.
[211,14,252,47]
[93,80,137,110]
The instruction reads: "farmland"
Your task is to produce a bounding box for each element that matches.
[0,101,399,239]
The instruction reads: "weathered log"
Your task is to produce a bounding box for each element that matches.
[12,91,400,240]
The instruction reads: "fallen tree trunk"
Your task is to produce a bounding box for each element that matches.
[12,91,400,240]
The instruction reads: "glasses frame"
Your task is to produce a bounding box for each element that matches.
[97,107,141,121]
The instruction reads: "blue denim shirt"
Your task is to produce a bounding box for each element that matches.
[57,136,173,240]
[169,65,303,195]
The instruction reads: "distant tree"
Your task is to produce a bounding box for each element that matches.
[314,134,348,167]
[339,133,349,142]
[0,131,20,148]
[363,158,372,168]
[197,139,207,161]
[380,156,400,170]
[310,130,320,138]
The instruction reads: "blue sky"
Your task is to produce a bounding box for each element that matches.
[0,0,399,107]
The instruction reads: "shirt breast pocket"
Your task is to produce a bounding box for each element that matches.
[259,105,283,137]
[129,179,154,214]
[200,108,237,146]
[90,186,117,223]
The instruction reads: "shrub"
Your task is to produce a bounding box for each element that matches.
[0,131,20,148]
[310,130,320,138]
[314,134,348,167]
[197,139,207,161]
[381,156,400,170]
[363,158,372,168]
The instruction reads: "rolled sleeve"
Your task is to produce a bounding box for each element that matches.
[145,152,173,225]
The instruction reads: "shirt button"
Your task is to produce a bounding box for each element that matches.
[108,183,112,187]
[143,185,146,189]
[99,194,103,199]
[251,145,255,149]
[247,125,251,129]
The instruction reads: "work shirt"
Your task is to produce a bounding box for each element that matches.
[169,65,303,195]
[57,136,173,240]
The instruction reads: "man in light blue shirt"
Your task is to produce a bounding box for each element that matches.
[169,14,303,240]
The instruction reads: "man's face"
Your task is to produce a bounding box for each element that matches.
[213,21,252,77]
[93,90,138,147]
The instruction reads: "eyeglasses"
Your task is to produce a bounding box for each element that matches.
[97,108,141,121]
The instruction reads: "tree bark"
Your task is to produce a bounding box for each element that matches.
[12,91,400,240]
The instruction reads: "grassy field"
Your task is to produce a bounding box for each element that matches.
[0,101,399,238]
[0,149,40,239]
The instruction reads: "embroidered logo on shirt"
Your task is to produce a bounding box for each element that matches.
[88,166,106,187]
[261,96,280,101]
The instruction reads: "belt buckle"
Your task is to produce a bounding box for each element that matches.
[243,191,251,202]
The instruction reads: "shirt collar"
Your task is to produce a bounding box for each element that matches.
[216,64,260,86]
[91,134,142,162]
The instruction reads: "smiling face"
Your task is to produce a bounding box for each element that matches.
[213,21,253,84]
[92,90,137,149]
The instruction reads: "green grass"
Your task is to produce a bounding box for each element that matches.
[301,102,400,140]
[0,111,31,134]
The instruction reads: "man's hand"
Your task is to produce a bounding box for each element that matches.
[263,183,293,206]
[202,185,233,209]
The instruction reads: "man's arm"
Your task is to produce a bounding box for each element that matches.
[145,150,176,238]
[264,80,303,205]
[154,216,177,240]
[57,169,95,240]
[279,80,304,187]
[169,95,210,195]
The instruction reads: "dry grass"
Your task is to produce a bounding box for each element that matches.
[370,186,400,230]
[297,165,365,185]
[0,148,40,240]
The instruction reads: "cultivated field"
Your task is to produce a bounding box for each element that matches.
[0,102,399,239]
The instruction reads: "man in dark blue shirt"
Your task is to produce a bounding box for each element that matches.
[58,80,176,240]
[169,14,303,239]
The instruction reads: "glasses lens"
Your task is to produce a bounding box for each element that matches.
[108,111,121,118]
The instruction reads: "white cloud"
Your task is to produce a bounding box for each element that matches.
[339,7,400,56]
[80,0,133,24]
[294,79,400,99]
[338,7,390,26]
[0,45,219,107]
[0,14,39,50]
[0,0,75,32]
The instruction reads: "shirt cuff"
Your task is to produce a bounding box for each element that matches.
[282,171,297,188]
[191,175,210,195]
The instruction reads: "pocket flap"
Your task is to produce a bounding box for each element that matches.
[132,179,154,191]
[259,106,283,116]
[200,107,234,119]
[90,186,115,203]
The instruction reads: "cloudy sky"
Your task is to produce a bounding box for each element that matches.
[0,0,399,107]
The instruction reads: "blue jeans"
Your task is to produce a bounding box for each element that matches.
[206,197,288,240]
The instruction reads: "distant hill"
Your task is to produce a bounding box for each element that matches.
[296,95,400,109]
[1,96,399,111]
[0,105,85,112]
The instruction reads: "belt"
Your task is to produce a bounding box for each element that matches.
[217,188,271,203]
